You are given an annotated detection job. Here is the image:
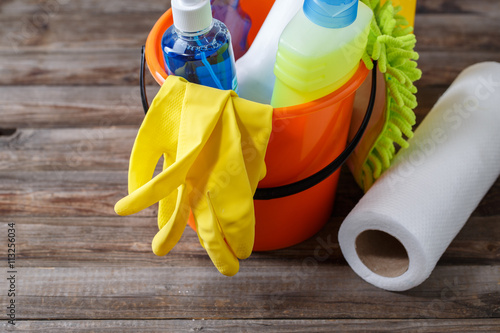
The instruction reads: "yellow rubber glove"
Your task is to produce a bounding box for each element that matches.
[115,76,273,276]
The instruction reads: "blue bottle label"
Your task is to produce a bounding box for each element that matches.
[162,20,238,93]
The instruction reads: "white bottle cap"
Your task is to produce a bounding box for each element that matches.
[171,0,213,33]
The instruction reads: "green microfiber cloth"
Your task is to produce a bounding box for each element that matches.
[349,0,422,192]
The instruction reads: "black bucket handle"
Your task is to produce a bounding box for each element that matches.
[140,46,376,200]
[140,46,149,114]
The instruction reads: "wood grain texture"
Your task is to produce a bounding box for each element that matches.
[1,0,168,15]
[416,51,500,87]
[0,128,136,171]
[1,214,498,268]
[417,0,500,16]
[415,15,500,52]
[1,319,500,332]
[0,51,158,86]
[0,265,497,320]
[0,13,157,52]
[0,171,130,217]
[0,86,158,128]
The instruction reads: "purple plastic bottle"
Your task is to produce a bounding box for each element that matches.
[210,0,251,59]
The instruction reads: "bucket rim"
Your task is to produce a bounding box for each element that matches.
[144,8,369,118]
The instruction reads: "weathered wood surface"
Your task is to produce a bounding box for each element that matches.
[0,0,499,331]
[1,0,169,15]
[0,86,155,128]
[2,319,500,333]
[1,214,498,268]
[0,265,497,320]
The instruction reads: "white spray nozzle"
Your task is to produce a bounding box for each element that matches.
[172,0,212,33]
[180,0,202,6]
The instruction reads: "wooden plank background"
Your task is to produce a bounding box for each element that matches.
[0,0,499,331]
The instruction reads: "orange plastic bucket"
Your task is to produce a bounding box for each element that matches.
[143,0,370,251]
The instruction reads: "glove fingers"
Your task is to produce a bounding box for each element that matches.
[157,154,179,230]
[157,190,178,230]
[232,96,273,187]
[194,193,239,276]
[114,155,193,216]
[207,170,255,260]
[207,111,256,259]
[128,77,189,192]
[128,146,164,194]
[152,184,190,256]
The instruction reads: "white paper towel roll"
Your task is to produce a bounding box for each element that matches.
[339,62,500,291]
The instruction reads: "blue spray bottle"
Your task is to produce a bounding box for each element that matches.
[161,0,238,92]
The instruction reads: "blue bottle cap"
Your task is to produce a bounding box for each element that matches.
[303,0,359,29]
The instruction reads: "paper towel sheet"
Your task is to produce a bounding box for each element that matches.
[339,62,500,291]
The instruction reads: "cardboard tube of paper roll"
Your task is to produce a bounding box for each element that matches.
[338,62,500,291]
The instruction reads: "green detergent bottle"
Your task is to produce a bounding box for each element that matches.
[271,0,373,108]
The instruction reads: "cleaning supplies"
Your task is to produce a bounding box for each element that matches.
[339,62,500,291]
[271,0,373,108]
[162,0,238,92]
[143,1,372,252]
[115,75,273,276]
[348,0,421,192]
[211,0,251,59]
[235,0,303,104]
